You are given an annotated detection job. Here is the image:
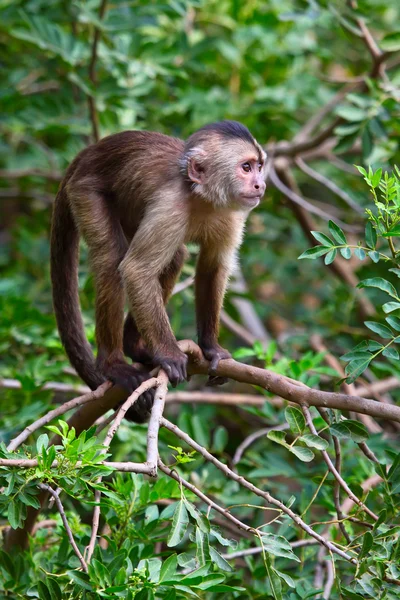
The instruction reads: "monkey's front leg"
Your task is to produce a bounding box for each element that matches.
[120,263,188,387]
[195,257,231,385]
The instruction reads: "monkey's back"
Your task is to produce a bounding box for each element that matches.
[65,130,185,238]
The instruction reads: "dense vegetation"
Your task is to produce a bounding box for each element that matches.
[1,0,400,598]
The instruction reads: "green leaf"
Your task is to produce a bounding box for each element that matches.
[368,250,380,263]
[371,168,382,188]
[341,350,371,362]
[359,531,374,560]
[300,433,329,450]
[261,533,300,562]
[267,430,288,446]
[311,231,333,246]
[385,315,400,331]
[37,581,51,600]
[335,105,366,122]
[354,247,366,260]
[273,568,295,589]
[383,301,400,313]
[389,268,400,278]
[209,547,233,572]
[365,221,377,249]
[67,571,93,591]
[344,358,371,382]
[382,223,400,237]
[330,420,369,443]
[364,321,394,339]
[356,165,368,177]
[357,277,399,300]
[265,556,282,600]
[328,220,347,244]
[36,433,49,453]
[195,528,210,566]
[382,347,399,360]
[290,446,315,462]
[212,426,228,453]
[381,31,400,52]
[167,500,189,547]
[340,247,351,259]
[285,406,306,434]
[325,248,337,265]
[298,246,331,259]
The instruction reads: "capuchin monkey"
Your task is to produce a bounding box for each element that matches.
[51,121,266,421]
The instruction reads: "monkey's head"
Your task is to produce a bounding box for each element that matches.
[181,120,267,209]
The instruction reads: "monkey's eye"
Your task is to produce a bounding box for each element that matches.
[258,163,263,172]
[242,162,251,173]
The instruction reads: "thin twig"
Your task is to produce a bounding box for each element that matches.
[332,436,351,544]
[158,460,259,537]
[86,376,158,562]
[301,406,378,521]
[39,484,88,572]
[232,424,289,466]
[295,157,364,214]
[270,164,349,225]
[7,382,112,452]
[161,417,356,563]
[221,538,318,560]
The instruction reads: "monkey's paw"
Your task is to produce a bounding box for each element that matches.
[105,362,155,423]
[157,351,188,387]
[200,344,231,386]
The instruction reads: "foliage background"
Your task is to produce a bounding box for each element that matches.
[1,0,400,598]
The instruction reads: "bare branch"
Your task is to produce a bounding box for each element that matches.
[295,157,364,214]
[301,405,378,521]
[39,484,88,572]
[161,417,356,563]
[7,382,112,452]
[86,376,158,562]
[269,164,349,225]
[232,424,289,466]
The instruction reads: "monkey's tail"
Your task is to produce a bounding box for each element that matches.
[51,185,104,390]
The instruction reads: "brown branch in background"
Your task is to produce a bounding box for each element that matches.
[274,166,375,321]
[232,423,289,466]
[295,157,364,214]
[300,405,378,521]
[269,164,347,225]
[161,417,355,563]
[87,0,108,142]
[38,484,88,572]
[7,382,112,452]
[310,334,382,434]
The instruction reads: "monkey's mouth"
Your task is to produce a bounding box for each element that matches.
[241,195,261,207]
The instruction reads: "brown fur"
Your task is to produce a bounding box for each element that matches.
[50,121,266,420]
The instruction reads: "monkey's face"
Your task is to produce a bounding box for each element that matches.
[187,139,267,210]
[230,150,267,209]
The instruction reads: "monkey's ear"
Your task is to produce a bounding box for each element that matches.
[187,149,207,185]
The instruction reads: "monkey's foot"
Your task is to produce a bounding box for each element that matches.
[200,344,231,386]
[105,362,155,423]
[156,351,188,387]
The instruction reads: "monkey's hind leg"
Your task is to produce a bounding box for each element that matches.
[72,189,155,422]
[123,246,187,365]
